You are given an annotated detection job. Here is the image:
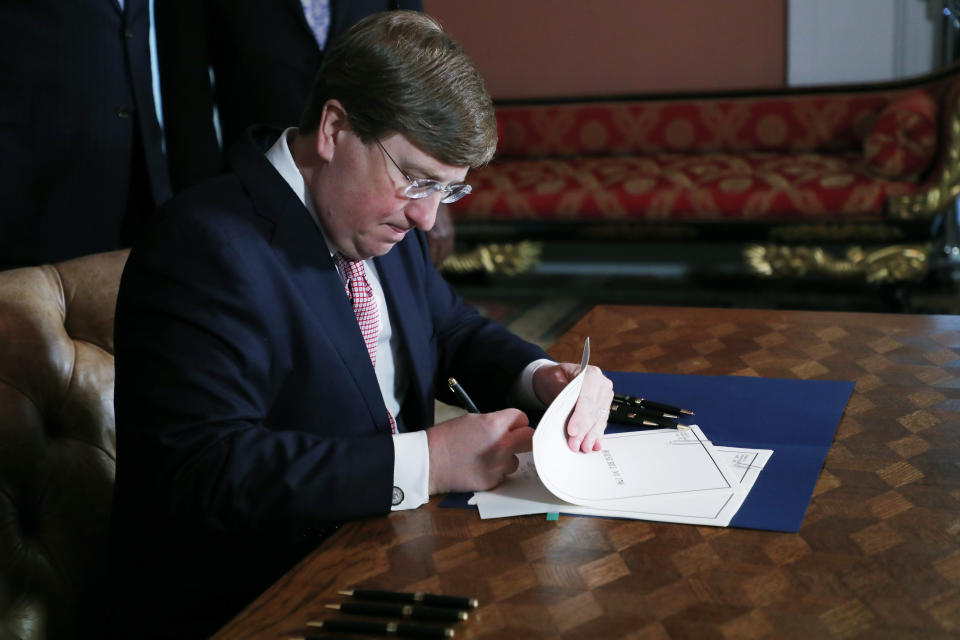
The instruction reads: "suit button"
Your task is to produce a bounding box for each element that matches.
[125,28,134,39]
[116,106,132,118]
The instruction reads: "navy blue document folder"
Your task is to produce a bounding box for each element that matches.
[605,370,854,532]
[442,371,853,532]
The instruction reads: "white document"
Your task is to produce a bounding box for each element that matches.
[472,339,773,526]
[473,447,772,526]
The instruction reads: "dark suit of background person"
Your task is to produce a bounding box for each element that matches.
[155,0,422,191]
[107,127,549,639]
[0,0,171,268]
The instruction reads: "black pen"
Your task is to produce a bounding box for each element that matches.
[611,402,680,421]
[307,619,453,638]
[612,413,679,429]
[339,588,479,610]
[326,602,468,622]
[614,392,694,416]
[447,378,479,414]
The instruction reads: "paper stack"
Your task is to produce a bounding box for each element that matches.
[471,341,772,526]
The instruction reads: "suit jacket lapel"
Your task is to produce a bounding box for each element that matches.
[230,128,391,432]
[376,246,432,429]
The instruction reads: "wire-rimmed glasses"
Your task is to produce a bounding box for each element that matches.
[375,138,472,204]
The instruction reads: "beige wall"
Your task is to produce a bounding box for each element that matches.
[423,0,786,99]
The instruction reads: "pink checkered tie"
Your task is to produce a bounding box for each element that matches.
[334,254,379,365]
[334,254,396,433]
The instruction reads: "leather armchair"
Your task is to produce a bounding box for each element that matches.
[0,250,128,640]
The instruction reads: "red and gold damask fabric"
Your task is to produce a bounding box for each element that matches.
[494,94,893,158]
[863,90,938,179]
[454,152,918,222]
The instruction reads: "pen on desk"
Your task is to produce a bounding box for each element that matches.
[614,393,694,416]
[612,403,680,421]
[633,416,679,428]
[447,378,479,414]
[339,588,479,610]
[307,619,454,638]
[326,602,468,622]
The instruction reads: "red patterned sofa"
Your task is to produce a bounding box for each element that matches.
[448,62,960,286]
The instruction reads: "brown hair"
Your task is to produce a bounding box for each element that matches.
[299,11,497,168]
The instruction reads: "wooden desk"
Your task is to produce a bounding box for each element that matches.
[213,306,960,639]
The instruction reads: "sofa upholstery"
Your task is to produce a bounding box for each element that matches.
[0,250,128,640]
[448,62,960,284]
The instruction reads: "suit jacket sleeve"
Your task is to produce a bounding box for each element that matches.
[367,208,548,422]
[408,232,550,413]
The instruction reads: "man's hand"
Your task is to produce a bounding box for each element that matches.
[532,363,614,453]
[426,204,455,266]
[427,409,533,494]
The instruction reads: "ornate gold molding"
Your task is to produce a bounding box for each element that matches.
[887,101,960,221]
[439,241,543,276]
[744,243,929,283]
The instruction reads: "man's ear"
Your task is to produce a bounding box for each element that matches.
[316,99,349,162]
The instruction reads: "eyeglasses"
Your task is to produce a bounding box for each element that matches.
[375,138,472,204]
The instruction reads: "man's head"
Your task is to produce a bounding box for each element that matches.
[300,11,497,170]
[296,11,496,260]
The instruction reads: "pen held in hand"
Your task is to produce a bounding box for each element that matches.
[447,378,479,414]
[307,619,454,638]
[326,602,468,622]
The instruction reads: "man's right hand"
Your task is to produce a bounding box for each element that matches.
[426,409,533,494]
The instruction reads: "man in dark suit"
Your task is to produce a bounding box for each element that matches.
[0,0,171,267]
[110,12,613,638]
[156,0,422,190]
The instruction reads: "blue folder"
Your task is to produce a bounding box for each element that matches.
[442,370,854,533]
[605,371,854,532]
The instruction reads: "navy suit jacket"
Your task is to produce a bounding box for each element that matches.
[109,127,547,637]
[0,0,170,266]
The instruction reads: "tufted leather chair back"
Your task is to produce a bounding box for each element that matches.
[0,250,128,640]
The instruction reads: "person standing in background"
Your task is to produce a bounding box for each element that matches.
[154,1,459,264]
[0,0,171,268]
[156,1,422,191]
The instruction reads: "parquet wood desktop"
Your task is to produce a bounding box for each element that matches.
[212,306,960,639]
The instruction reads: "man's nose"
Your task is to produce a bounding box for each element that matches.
[404,194,440,231]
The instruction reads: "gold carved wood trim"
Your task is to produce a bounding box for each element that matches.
[745,243,929,283]
[439,241,543,276]
[887,100,960,221]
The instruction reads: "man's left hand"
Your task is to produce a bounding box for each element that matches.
[532,363,614,453]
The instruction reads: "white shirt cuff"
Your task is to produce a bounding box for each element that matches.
[515,357,554,409]
[391,430,430,510]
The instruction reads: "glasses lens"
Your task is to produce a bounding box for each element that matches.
[440,184,472,204]
[404,181,440,199]
[403,181,472,203]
